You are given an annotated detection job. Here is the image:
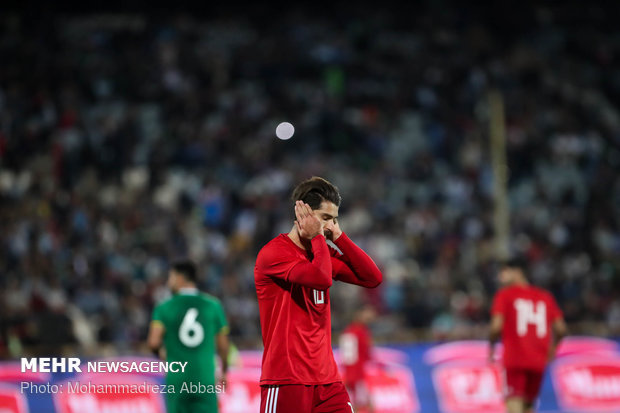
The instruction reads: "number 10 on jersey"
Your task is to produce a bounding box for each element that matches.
[313,290,324,305]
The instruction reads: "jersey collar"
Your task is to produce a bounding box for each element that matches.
[178,287,199,295]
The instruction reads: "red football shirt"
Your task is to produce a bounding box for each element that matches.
[255,232,382,386]
[340,322,371,384]
[491,284,563,371]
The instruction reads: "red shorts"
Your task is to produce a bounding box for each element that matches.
[260,382,353,413]
[503,367,544,402]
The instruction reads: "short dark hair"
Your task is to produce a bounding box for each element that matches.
[291,176,341,210]
[171,260,197,283]
[501,256,528,271]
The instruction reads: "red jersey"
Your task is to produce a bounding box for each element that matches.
[491,284,563,371]
[339,322,371,384]
[255,233,382,386]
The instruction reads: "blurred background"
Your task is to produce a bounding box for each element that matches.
[1,0,619,360]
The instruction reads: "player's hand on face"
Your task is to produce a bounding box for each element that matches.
[325,218,342,241]
[295,201,322,239]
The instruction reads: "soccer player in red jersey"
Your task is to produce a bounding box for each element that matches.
[255,176,383,413]
[340,306,376,413]
[489,258,568,413]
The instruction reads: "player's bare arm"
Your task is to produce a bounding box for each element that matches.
[147,321,165,358]
[488,313,504,361]
[548,318,568,362]
[216,330,230,386]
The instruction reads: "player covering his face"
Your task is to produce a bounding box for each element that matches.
[255,176,383,413]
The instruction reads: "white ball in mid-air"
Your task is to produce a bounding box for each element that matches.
[275,122,295,140]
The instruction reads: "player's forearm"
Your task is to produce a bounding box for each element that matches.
[489,326,501,346]
[149,346,161,358]
[216,333,230,374]
[147,325,164,358]
[553,326,567,346]
[218,348,229,374]
[333,233,382,287]
[288,235,333,289]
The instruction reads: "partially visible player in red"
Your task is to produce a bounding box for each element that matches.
[489,258,568,413]
[340,305,377,413]
[255,176,383,413]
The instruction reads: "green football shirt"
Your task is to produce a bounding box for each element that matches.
[152,288,229,389]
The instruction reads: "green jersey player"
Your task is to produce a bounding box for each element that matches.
[148,260,230,413]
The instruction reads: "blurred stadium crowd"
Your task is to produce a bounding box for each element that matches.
[1,3,619,357]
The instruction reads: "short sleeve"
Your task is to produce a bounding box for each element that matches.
[214,300,229,335]
[151,303,165,327]
[491,290,505,316]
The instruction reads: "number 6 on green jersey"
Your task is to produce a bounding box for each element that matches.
[179,308,205,347]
